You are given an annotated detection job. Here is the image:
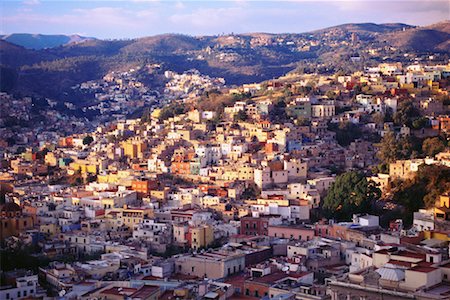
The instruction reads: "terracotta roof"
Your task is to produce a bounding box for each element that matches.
[100,287,137,296]
[130,285,159,298]
[387,260,412,268]
[409,266,438,273]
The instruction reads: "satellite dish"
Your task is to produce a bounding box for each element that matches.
[59,290,66,297]
[282,266,289,272]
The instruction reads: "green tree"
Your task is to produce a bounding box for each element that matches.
[412,117,429,129]
[269,98,287,123]
[372,112,385,125]
[322,171,381,221]
[82,135,94,146]
[422,137,445,157]
[393,100,419,126]
[234,110,248,122]
[325,90,337,100]
[377,130,398,165]
[329,122,362,146]
[391,165,450,224]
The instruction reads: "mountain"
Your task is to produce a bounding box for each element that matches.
[313,22,414,34]
[381,21,450,52]
[0,33,96,50]
[1,22,448,101]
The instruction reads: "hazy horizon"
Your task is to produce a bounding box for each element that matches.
[1,0,449,39]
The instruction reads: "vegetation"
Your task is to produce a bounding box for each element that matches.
[422,137,446,157]
[158,102,187,121]
[197,91,235,115]
[234,110,248,122]
[269,98,287,123]
[0,244,50,273]
[377,131,421,166]
[328,122,362,146]
[391,165,450,225]
[393,100,420,126]
[82,135,94,145]
[322,171,381,221]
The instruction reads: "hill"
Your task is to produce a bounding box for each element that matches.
[1,22,448,102]
[313,22,413,34]
[381,21,450,52]
[1,33,95,50]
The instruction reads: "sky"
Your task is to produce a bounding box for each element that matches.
[1,0,449,39]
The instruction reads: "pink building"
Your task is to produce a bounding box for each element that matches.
[268,225,315,241]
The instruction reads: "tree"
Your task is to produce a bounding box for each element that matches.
[83,135,94,145]
[393,100,419,126]
[412,117,429,129]
[372,112,385,125]
[391,165,450,224]
[422,137,445,157]
[325,90,337,100]
[296,116,310,126]
[329,122,362,147]
[377,130,398,165]
[322,171,381,221]
[269,98,287,123]
[234,110,248,122]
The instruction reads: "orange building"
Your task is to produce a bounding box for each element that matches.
[131,180,158,198]
[438,116,450,133]
[171,161,191,175]
[1,202,34,240]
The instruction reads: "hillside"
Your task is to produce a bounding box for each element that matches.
[313,22,413,34]
[1,22,448,102]
[0,33,95,50]
[381,21,450,52]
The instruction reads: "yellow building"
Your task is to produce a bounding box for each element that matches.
[423,230,450,242]
[105,207,154,230]
[150,188,169,203]
[122,139,147,159]
[435,194,450,221]
[40,223,60,236]
[44,152,58,167]
[238,166,255,181]
[189,225,214,250]
[69,160,98,175]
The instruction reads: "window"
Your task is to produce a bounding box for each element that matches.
[245,289,250,296]
[192,266,195,272]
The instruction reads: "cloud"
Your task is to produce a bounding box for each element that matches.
[2,6,162,38]
[174,1,185,10]
[2,0,449,38]
[22,0,40,5]
[169,6,249,34]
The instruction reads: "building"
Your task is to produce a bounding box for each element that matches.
[241,216,269,236]
[175,249,246,279]
[1,202,34,240]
